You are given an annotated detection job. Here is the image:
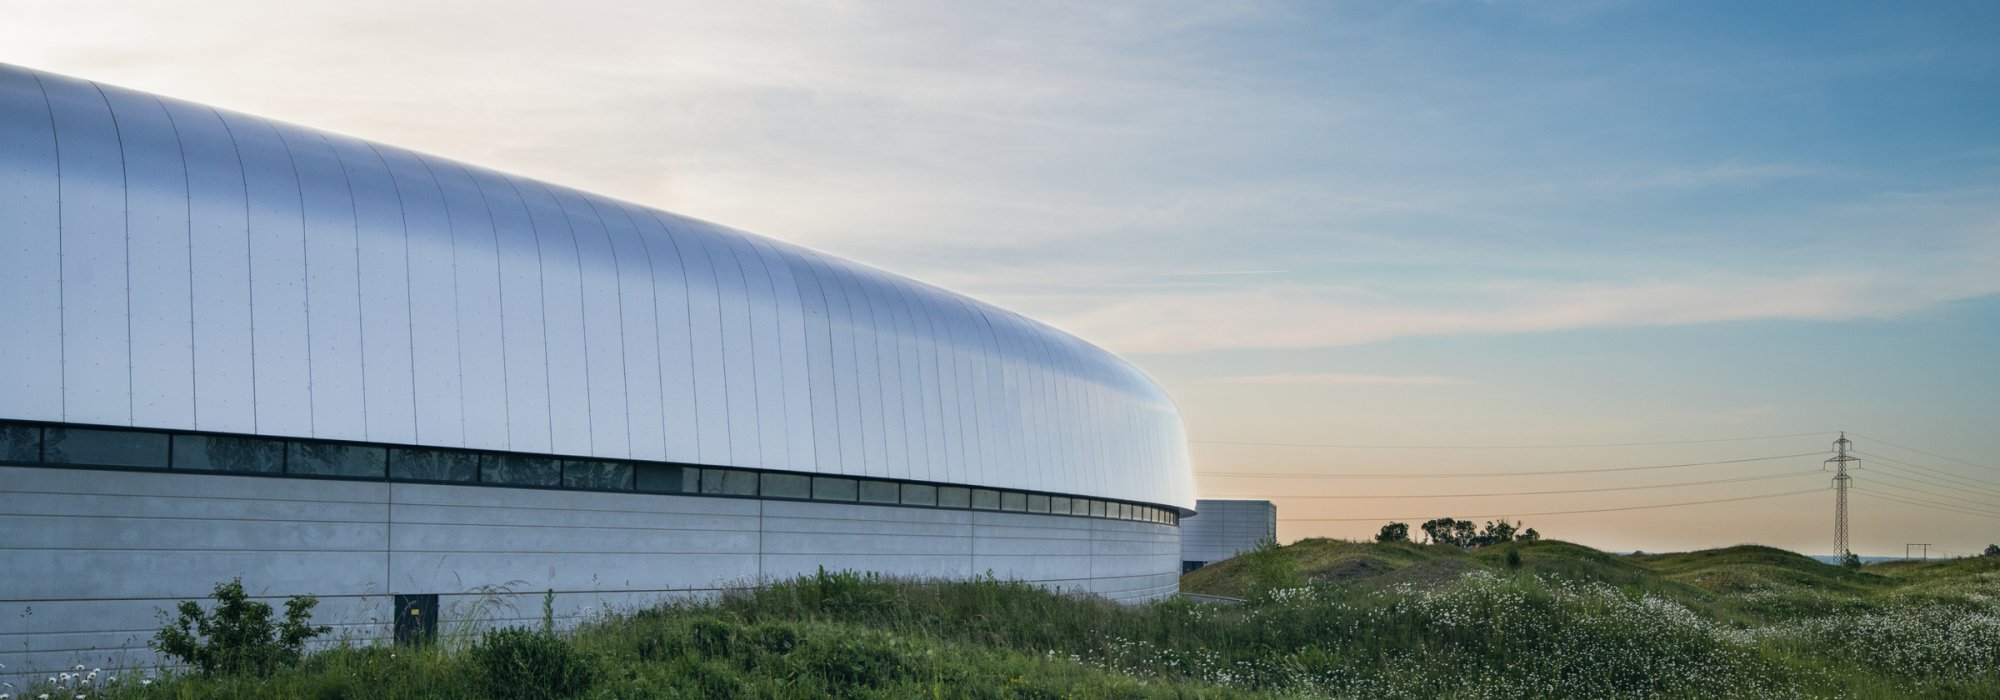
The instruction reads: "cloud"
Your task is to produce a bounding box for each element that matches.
[1046,263,2000,354]
[1214,373,1470,386]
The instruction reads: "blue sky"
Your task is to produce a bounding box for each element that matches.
[5,0,1996,555]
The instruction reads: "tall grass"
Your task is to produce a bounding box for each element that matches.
[30,547,2000,698]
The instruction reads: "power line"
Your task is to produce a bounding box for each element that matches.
[1198,451,1823,479]
[1847,432,1998,472]
[1854,489,2000,521]
[1864,467,2000,508]
[1192,430,1832,450]
[1855,450,2000,493]
[1206,469,1823,500]
[1861,474,2000,513]
[1280,487,1825,522]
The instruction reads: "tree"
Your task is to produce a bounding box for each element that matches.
[1518,528,1541,542]
[1421,518,1468,546]
[152,578,330,677]
[1474,520,1518,546]
[1841,552,1862,570]
[1376,522,1410,543]
[1985,544,1999,557]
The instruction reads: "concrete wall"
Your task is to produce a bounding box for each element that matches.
[1180,499,1277,566]
[0,465,1179,683]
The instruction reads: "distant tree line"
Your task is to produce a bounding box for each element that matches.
[1375,518,1539,547]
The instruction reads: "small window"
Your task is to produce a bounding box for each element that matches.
[1026,494,1050,514]
[43,428,169,469]
[704,469,758,496]
[481,454,559,486]
[1117,503,1131,520]
[176,435,284,473]
[1049,496,1071,515]
[1089,500,1107,518]
[901,483,938,506]
[635,464,690,494]
[938,486,971,508]
[1071,498,1091,516]
[762,473,811,499]
[1000,491,1026,512]
[813,477,858,502]
[971,489,1000,510]
[0,423,41,462]
[563,460,634,490]
[287,442,386,478]
[708,468,760,494]
[390,448,476,482]
[858,480,900,504]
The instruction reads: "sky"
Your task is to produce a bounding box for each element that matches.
[4,0,1997,557]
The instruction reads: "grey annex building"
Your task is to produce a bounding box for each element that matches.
[0,63,1197,679]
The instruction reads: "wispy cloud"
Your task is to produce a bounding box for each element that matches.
[1214,373,1470,386]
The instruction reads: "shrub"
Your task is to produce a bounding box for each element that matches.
[1376,522,1410,542]
[151,578,330,677]
[471,627,595,700]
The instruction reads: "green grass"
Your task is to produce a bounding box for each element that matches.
[37,544,2000,698]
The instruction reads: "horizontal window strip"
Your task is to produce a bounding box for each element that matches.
[0,420,1179,526]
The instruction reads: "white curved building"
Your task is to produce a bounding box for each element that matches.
[0,63,1194,678]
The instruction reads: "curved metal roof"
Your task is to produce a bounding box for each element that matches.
[0,63,1194,509]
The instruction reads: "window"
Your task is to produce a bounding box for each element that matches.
[702,469,758,496]
[901,483,938,506]
[1117,503,1131,520]
[390,447,476,482]
[176,435,284,473]
[761,473,811,499]
[43,428,169,469]
[971,489,1000,510]
[1049,496,1071,515]
[858,480,900,504]
[1072,499,1091,517]
[1027,494,1050,514]
[563,460,634,490]
[1089,500,1107,518]
[481,455,559,486]
[812,477,858,502]
[1000,491,1027,512]
[635,464,692,494]
[0,423,40,462]
[938,486,971,508]
[286,442,386,478]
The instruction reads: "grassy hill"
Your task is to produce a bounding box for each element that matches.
[37,541,2000,698]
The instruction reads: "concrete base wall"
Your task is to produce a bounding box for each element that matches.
[1,466,1179,682]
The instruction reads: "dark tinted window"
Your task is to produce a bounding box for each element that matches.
[761,473,810,499]
[703,469,758,496]
[0,423,40,462]
[481,454,559,486]
[812,477,858,502]
[563,460,634,490]
[176,435,283,473]
[1027,494,1050,514]
[390,448,477,482]
[858,480,899,504]
[286,442,386,478]
[938,486,970,508]
[44,428,169,469]
[971,489,1000,510]
[901,483,938,506]
[635,464,692,494]
[1000,491,1026,512]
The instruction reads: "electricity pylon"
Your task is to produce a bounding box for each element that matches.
[1826,432,1859,557]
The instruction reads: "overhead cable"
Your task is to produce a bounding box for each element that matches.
[1192,430,1832,450]
[1279,487,1824,522]
[1200,451,1823,479]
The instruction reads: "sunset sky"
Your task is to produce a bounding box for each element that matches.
[5,0,1996,556]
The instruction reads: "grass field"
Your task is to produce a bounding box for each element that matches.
[30,540,2000,698]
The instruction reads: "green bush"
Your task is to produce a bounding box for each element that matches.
[470,626,595,700]
[150,578,330,677]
